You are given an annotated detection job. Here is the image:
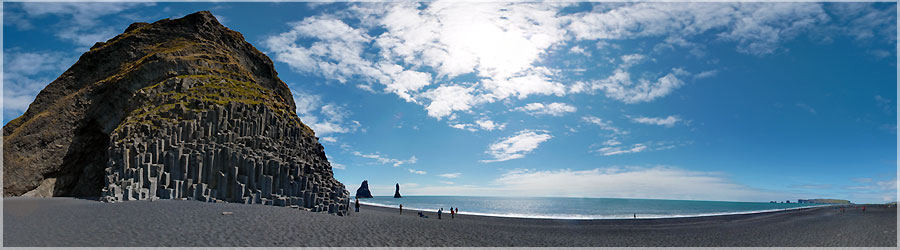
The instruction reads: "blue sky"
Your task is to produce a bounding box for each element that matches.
[3,2,897,203]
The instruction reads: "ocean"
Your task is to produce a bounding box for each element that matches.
[355,196,827,219]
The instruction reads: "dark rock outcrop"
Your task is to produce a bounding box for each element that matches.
[356,180,373,198]
[393,183,401,198]
[2,11,348,214]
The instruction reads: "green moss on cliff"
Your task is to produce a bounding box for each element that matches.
[116,74,314,139]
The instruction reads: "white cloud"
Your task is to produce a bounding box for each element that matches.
[572,68,687,104]
[17,2,154,47]
[631,115,682,127]
[3,50,73,114]
[438,173,461,178]
[581,116,627,135]
[828,3,896,45]
[569,45,590,56]
[350,149,417,167]
[595,144,648,156]
[449,122,478,132]
[266,16,377,84]
[331,163,346,170]
[593,141,686,156]
[512,102,577,117]
[694,70,719,79]
[439,181,455,185]
[421,84,478,120]
[292,90,362,136]
[319,137,338,143]
[482,130,553,163]
[566,3,830,56]
[265,2,889,126]
[266,2,570,122]
[475,118,506,131]
[408,168,427,175]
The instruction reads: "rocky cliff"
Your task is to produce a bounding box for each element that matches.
[3,11,349,214]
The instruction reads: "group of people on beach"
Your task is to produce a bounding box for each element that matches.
[436,207,458,219]
[353,198,459,220]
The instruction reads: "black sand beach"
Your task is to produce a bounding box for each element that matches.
[4,197,896,247]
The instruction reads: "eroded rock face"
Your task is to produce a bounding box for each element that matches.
[2,11,348,214]
[356,180,373,198]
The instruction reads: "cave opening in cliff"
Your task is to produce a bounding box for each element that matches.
[53,119,110,197]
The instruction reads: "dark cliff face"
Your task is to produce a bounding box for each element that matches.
[3,11,348,213]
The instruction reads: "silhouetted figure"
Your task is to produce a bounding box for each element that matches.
[634,213,636,218]
[438,208,442,220]
[455,207,458,215]
[400,204,403,215]
[355,197,360,212]
[450,206,455,219]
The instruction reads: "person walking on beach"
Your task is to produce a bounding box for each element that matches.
[400,204,403,215]
[450,206,455,219]
[438,208,442,220]
[355,197,360,212]
[455,207,458,215]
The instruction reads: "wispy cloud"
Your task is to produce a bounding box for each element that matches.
[630,115,682,127]
[292,90,362,135]
[694,70,719,79]
[408,168,427,175]
[342,144,417,167]
[592,141,687,156]
[482,130,553,163]
[475,118,506,131]
[15,2,154,48]
[594,143,648,156]
[438,173,461,178]
[3,50,74,115]
[582,116,627,135]
[570,68,688,104]
[512,102,577,117]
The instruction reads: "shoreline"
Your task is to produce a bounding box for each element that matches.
[5,197,896,247]
[357,199,833,220]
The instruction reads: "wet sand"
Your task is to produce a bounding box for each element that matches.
[3,197,896,247]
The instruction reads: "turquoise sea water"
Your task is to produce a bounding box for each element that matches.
[355,196,827,219]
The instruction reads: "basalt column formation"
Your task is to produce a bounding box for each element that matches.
[3,11,349,215]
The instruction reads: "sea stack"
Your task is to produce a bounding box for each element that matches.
[356,180,373,198]
[393,183,402,198]
[2,11,349,214]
